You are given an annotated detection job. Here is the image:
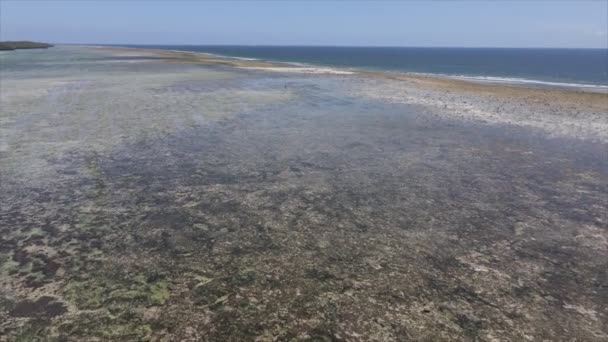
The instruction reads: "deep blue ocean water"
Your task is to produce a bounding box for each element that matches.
[120,45,608,87]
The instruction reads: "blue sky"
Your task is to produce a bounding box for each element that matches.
[1,1,606,48]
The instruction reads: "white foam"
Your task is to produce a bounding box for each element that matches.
[239,66,355,75]
[407,72,608,91]
[178,51,260,61]
[229,56,260,61]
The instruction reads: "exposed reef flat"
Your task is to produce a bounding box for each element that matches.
[96,46,608,142]
[0,46,607,341]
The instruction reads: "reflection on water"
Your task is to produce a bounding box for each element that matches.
[1,46,607,341]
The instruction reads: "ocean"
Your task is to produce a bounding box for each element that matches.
[121,45,608,88]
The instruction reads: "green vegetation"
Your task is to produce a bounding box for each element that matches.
[0,41,53,50]
[64,274,171,311]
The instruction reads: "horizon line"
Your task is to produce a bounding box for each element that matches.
[58,43,608,50]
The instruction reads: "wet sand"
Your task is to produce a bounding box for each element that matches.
[0,46,607,341]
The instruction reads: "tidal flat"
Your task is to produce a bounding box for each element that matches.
[0,46,607,341]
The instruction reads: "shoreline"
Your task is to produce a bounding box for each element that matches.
[83,44,608,143]
[79,44,608,94]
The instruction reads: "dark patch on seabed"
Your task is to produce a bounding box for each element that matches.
[1,86,608,341]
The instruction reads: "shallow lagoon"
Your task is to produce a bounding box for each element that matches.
[1,47,607,341]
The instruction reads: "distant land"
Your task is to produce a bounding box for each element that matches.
[0,41,53,51]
